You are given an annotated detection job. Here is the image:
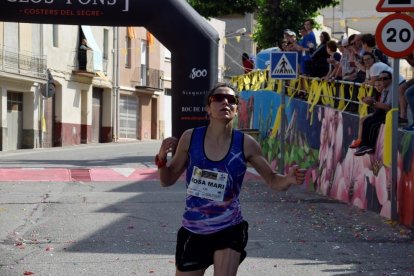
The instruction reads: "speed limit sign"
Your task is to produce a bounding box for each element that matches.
[375,13,414,58]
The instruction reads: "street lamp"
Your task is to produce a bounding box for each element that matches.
[225,27,247,38]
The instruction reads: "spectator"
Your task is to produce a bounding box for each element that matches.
[242,53,254,74]
[78,38,92,71]
[362,51,407,125]
[349,34,366,83]
[354,71,393,156]
[401,53,414,131]
[323,40,341,80]
[309,31,330,77]
[352,34,365,58]
[335,37,356,81]
[349,79,383,149]
[295,19,316,76]
[341,34,362,82]
[361,33,389,65]
[283,29,297,51]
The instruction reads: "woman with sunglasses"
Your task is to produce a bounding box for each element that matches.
[155,83,306,276]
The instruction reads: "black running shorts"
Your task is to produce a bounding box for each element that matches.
[175,221,249,272]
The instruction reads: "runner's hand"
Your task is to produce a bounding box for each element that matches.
[158,137,178,159]
[288,165,306,185]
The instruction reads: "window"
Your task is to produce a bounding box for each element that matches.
[165,48,171,61]
[52,25,59,47]
[103,29,109,60]
[125,36,131,68]
[164,88,172,96]
[140,40,148,84]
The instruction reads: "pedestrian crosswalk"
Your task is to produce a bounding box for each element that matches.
[0,167,261,182]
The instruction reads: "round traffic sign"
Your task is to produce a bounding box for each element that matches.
[375,13,414,58]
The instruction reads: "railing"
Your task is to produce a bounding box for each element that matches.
[230,70,377,117]
[0,45,47,79]
[132,64,164,90]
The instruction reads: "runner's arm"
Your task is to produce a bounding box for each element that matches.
[244,134,305,191]
[157,129,192,187]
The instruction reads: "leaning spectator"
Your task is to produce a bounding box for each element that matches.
[362,52,407,125]
[360,33,389,65]
[323,40,342,80]
[309,31,331,78]
[334,37,355,81]
[342,34,360,82]
[354,71,393,156]
[351,34,366,82]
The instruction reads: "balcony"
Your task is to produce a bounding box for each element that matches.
[0,45,47,80]
[133,65,164,92]
[70,50,109,80]
[70,50,95,78]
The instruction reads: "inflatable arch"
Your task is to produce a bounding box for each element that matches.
[0,0,219,138]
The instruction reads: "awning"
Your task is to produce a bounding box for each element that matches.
[81,25,103,72]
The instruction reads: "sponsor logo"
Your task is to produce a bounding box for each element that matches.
[189,68,207,79]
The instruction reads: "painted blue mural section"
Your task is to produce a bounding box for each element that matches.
[238,90,322,149]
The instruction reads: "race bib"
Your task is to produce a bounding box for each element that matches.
[187,166,228,201]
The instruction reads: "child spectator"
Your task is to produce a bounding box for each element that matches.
[349,79,383,149]
[354,71,393,156]
[323,40,341,80]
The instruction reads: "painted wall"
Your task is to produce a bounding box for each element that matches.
[238,90,414,227]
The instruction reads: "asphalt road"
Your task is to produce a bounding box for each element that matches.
[0,141,413,275]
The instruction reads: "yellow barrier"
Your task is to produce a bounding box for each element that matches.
[230,70,370,125]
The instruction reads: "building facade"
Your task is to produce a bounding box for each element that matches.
[0,23,169,151]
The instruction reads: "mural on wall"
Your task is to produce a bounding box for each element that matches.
[238,90,414,227]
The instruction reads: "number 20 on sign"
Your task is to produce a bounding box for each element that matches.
[375,13,414,58]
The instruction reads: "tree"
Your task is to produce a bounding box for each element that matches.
[187,0,257,17]
[187,0,339,49]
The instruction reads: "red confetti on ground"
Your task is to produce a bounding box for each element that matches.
[23,272,34,275]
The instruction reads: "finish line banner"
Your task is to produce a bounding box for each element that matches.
[0,0,137,25]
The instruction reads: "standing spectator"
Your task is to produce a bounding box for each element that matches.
[242,53,254,74]
[78,38,92,71]
[354,71,393,156]
[294,19,316,76]
[309,31,330,77]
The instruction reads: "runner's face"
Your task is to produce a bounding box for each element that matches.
[206,87,238,120]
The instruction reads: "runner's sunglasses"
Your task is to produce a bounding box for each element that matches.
[209,94,239,105]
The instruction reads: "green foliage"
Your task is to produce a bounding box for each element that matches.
[187,0,339,49]
[255,0,339,48]
[186,0,257,18]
